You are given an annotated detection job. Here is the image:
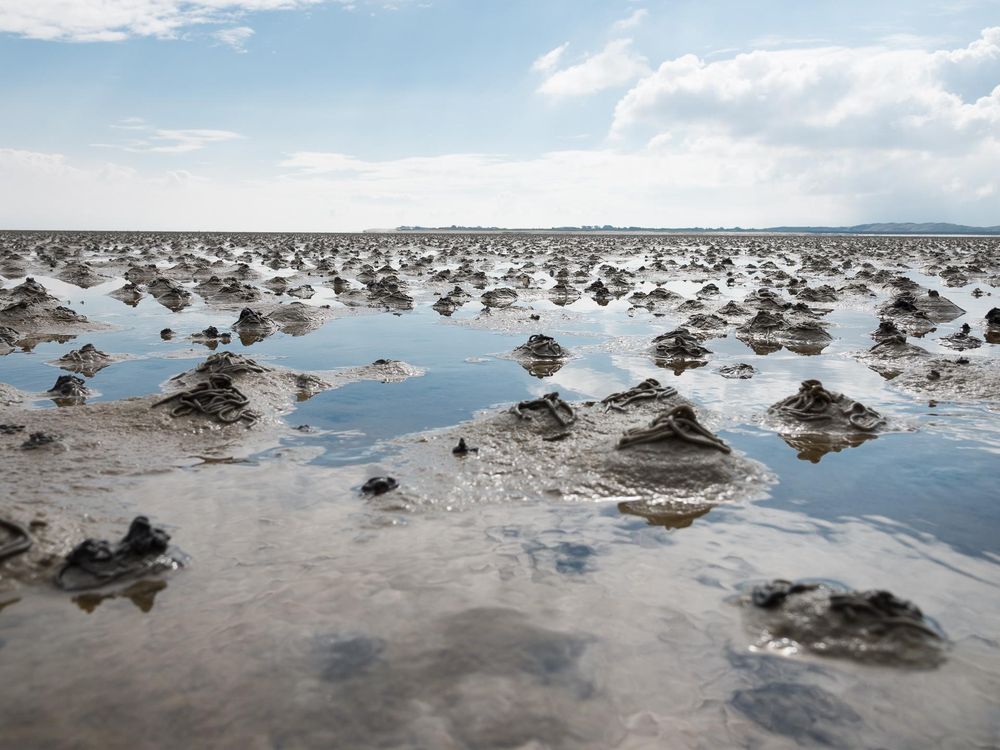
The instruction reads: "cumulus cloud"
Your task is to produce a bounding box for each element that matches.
[2,26,998,230]
[537,38,650,97]
[93,121,244,153]
[613,8,648,31]
[0,0,406,42]
[213,25,254,51]
[612,26,1000,154]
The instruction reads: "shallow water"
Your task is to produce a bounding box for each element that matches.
[2,239,999,749]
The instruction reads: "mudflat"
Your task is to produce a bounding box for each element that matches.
[1,230,998,749]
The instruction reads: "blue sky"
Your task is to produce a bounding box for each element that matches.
[0,0,998,230]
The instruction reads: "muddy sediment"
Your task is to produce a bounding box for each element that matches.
[0,230,998,748]
[0,352,423,587]
[382,382,773,512]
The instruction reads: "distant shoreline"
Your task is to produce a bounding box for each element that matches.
[387,222,1000,236]
[2,223,998,237]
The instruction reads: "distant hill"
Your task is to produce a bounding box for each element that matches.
[766,222,1000,235]
[393,222,1000,235]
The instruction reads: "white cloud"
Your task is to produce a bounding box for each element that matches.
[0,0,408,42]
[612,8,648,31]
[532,42,569,74]
[3,28,998,231]
[112,116,149,130]
[142,129,245,153]
[612,26,1000,153]
[213,25,254,51]
[748,34,829,49]
[0,148,80,178]
[942,24,1000,62]
[537,38,650,97]
[3,132,997,231]
[93,121,244,153]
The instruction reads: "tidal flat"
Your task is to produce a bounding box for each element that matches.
[1,231,999,749]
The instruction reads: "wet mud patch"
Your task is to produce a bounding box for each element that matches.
[894,355,1000,403]
[316,634,387,682]
[0,277,114,336]
[1,232,998,749]
[382,381,774,511]
[448,303,593,336]
[294,608,621,749]
[854,334,931,379]
[0,353,423,588]
[730,682,863,749]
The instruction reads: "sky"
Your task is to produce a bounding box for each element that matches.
[0,0,998,231]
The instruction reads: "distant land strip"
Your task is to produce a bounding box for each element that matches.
[387,222,1000,235]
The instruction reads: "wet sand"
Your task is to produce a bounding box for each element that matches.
[1,231,999,748]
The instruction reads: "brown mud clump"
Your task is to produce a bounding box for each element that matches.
[601,378,676,412]
[871,319,902,342]
[0,278,109,335]
[55,515,183,592]
[51,343,116,376]
[856,334,930,379]
[155,373,259,427]
[266,302,337,336]
[108,281,145,306]
[47,374,91,405]
[769,380,885,433]
[0,325,19,355]
[878,290,964,337]
[616,404,730,452]
[939,323,982,351]
[231,307,278,343]
[191,326,232,347]
[742,579,947,668]
[767,380,887,462]
[512,334,568,377]
[986,307,1000,343]
[718,363,756,379]
[650,328,710,371]
[737,311,833,355]
[147,277,192,311]
[361,476,399,496]
[481,287,519,308]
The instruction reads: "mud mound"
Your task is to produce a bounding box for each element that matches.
[741,579,947,667]
[384,382,772,510]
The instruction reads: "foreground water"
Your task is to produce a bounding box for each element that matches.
[1,244,999,748]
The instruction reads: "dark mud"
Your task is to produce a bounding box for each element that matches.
[741,579,948,668]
